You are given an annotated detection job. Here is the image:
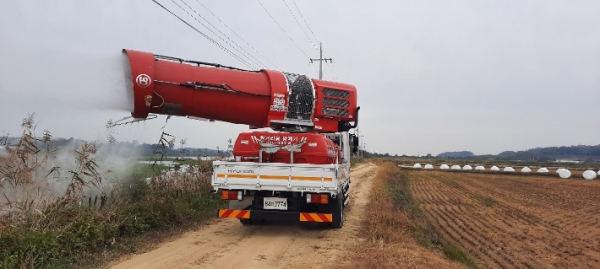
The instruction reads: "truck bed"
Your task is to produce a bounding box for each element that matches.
[212,161,349,194]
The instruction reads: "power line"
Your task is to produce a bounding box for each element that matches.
[326,61,340,81]
[291,0,320,43]
[179,0,267,69]
[194,0,280,70]
[173,0,260,69]
[282,0,318,51]
[289,0,339,81]
[256,0,311,59]
[151,0,254,69]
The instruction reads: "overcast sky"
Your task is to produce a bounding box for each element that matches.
[1,0,598,156]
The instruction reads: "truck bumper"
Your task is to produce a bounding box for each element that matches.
[218,209,333,223]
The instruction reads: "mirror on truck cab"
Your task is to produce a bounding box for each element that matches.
[350,134,359,154]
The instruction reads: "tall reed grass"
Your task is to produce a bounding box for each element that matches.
[0,114,223,269]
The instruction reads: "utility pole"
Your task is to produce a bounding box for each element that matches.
[310,43,332,80]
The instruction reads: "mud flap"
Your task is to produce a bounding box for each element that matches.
[329,197,344,228]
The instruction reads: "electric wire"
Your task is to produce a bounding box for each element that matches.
[323,47,341,81]
[193,0,280,70]
[326,61,340,81]
[282,0,318,51]
[255,0,311,59]
[178,0,267,69]
[291,0,320,44]
[151,0,254,69]
[174,0,260,69]
[289,0,340,81]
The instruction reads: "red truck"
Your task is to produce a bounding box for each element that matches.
[123,49,359,227]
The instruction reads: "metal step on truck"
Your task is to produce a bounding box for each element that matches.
[212,131,355,228]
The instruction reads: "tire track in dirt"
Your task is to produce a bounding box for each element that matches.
[110,163,377,269]
[408,170,600,268]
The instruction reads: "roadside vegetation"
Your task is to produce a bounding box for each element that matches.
[0,115,224,269]
[345,161,472,268]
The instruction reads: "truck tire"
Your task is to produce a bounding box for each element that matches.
[329,198,344,229]
[240,218,253,225]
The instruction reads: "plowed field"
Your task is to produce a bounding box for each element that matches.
[409,170,600,268]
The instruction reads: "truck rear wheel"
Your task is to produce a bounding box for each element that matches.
[240,218,253,225]
[329,198,344,229]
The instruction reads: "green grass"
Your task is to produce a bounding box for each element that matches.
[482,196,496,207]
[442,244,477,268]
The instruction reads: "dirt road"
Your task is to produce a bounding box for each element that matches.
[110,162,377,269]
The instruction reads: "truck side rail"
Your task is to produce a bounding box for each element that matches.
[212,161,346,194]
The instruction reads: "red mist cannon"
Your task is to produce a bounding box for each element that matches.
[123,49,358,133]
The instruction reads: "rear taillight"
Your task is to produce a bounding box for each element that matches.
[306,193,329,204]
[221,190,243,201]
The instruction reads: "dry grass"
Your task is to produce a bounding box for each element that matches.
[339,161,465,269]
[0,115,224,269]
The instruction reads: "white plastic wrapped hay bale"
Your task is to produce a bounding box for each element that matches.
[490,166,500,171]
[556,168,570,175]
[538,167,549,173]
[424,164,434,169]
[413,163,422,168]
[521,167,531,173]
[597,170,600,176]
[451,165,461,170]
[504,167,515,172]
[463,165,473,170]
[558,169,571,179]
[475,166,485,171]
[440,164,450,170]
[583,170,597,180]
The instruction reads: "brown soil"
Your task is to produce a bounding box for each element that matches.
[109,163,378,269]
[337,162,465,269]
[409,170,600,268]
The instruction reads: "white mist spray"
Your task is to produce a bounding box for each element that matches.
[0,45,134,114]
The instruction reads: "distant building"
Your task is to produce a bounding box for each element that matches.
[556,160,582,164]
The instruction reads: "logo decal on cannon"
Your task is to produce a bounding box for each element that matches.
[136,74,151,88]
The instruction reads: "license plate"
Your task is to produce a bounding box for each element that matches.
[263,197,288,210]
